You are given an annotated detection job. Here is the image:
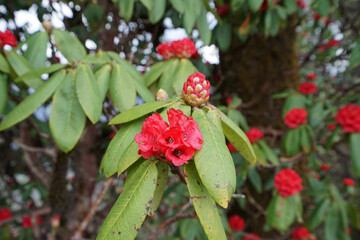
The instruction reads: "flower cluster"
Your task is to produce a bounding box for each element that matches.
[335,104,360,133]
[318,39,340,51]
[244,233,261,240]
[298,82,317,95]
[135,108,203,166]
[245,128,264,144]
[0,208,12,222]
[296,0,306,9]
[0,30,17,48]
[183,72,210,107]
[291,227,316,240]
[228,215,245,231]
[284,108,308,128]
[156,38,197,60]
[343,178,355,186]
[319,164,330,171]
[306,73,317,81]
[274,169,303,197]
[22,216,42,228]
[215,4,230,17]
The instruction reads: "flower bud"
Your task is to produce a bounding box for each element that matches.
[155,88,169,101]
[42,21,53,32]
[182,72,210,107]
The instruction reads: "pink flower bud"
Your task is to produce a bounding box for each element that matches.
[182,72,210,107]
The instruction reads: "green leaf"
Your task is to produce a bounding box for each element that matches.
[172,59,198,95]
[248,167,262,193]
[317,0,330,16]
[140,0,154,10]
[325,204,344,240]
[101,117,144,177]
[253,143,267,164]
[284,0,297,14]
[309,102,324,127]
[264,8,272,36]
[231,0,246,11]
[266,194,297,231]
[350,133,360,177]
[276,6,287,20]
[75,63,102,123]
[95,64,111,102]
[350,43,360,69]
[247,0,263,12]
[197,7,211,45]
[307,198,331,230]
[110,99,175,125]
[170,0,185,13]
[216,21,231,51]
[148,0,166,23]
[192,108,236,208]
[144,61,169,87]
[284,128,301,157]
[158,59,180,97]
[0,70,65,131]
[183,0,199,34]
[299,125,311,153]
[119,0,135,21]
[346,202,360,229]
[184,161,227,240]
[0,73,7,115]
[294,193,303,223]
[219,110,256,164]
[96,159,158,240]
[117,140,142,175]
[257,140,279,165]
[227,110,249,131]
[149,162,168,215]
[15,64,66,83]
[52,29,86,62]
[0,53,10,73]
[49,70,86,152]
[110,63,136,112]
[6,52,43,89]
[23,31,49,68]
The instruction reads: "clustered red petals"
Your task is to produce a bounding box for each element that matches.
[183,72,211,107]
[335,104,360,133]
[274,169,303,197]
[22,216,42,229]
[328,124,336,130]
[284,108,308,128]
[216,4,230,17]
[343,178,355,186]
[0,30,17,48]
[244,233,261,240]
[298,82,317,95]
[157,38,197,60]
[0,208,12,222]
[326,39,340,48]
[305,73,317,81]
[319,164,330,171]
[227,142,237,152]
[259,0,277,11]
[135,109,203,166]
[245,128,264,144]
[296,0,306,9]
[228,215,245,231]
[291,227,311,239]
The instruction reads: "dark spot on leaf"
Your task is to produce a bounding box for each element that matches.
[118,232,121,235]
[215,184,220,188]
[147,199,152,204]
[112,232,115,234]
[157,184,159,186]
[146,206,150,211]
[196,180,200,185]
[134,224,140,232]
[153,178,156,184]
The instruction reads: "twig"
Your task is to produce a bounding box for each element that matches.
[72,178,114,239]
[176,166,187,184]
[158,212,197,230]
[13,139,56,158]
[279,152,304,164]
[0,207,51,226]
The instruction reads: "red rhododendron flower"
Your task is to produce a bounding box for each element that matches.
[191,50,200,59]
[109,132,116,140]
[171,38,197,59]
[314,13,322,21]
[326,39,340,48]
[157,42,175,60]
[227,142,237,152]
[284,108,308,128]
[228,215,245,231]
[274,169,303,197]
[183,72,210,107]
[335,104,360,133]
[328,124,336,130]
[292,227,311,239]
[259,0,277,11]
[245,128,264,144]
[343,178,355,186]
[0,208,12,222]
[22,216,42,228]
[324,18,331,25]
[216,4,230,17]
[317,45,326,51]
[0,30,17,48]
[244,233,261,240]
[225,97,232,105]
[306,73,317,81]
[296,0,306,9]
[320,164,330,171]
[298,82,317,95]
[135,109,203,166]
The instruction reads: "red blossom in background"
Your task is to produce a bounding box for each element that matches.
[305,73,317,81]
[243,233,261,240]
[284,108,308,128]
[274,169,303,197]
[314,13,322,21]
[317,45,326,51]
[225,97,232,105]
[326,39,340,48]
[291,227,311,239]
[227,142,237,152]
[109,132,116,140]
[298,82,317,95]
[0,208,12,222]
[183,72,210,107]
[320,164,330,171]
[135,109,203,166]
[171,38,197,59]
[245,128,264,144]
[335,104,360,133]
[228,215,245,231]
[157,42,175,60]
[343,178,355,186]
[22,216,42,228]
[259,0,277,11]
[216,4,230,17]
[296,0,306,9]
[0,30,17,48]
[328,124,336,130]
